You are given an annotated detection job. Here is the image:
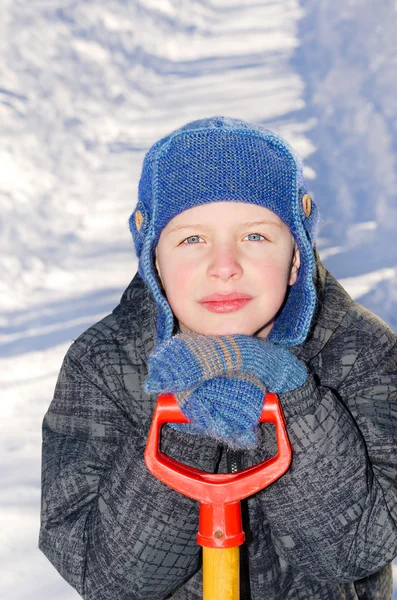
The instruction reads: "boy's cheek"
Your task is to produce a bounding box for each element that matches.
[259,258,292,287]
[162,266,193,298]
[159,256,290,302]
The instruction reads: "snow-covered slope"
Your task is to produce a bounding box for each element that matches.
[1,1,396,598]
[293,0,397,330]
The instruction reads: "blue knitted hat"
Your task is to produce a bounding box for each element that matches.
[129,116,319,347]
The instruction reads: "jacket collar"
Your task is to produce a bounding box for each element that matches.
[113,249,354,365]
[112,270,158,365]
[291,249,354,362]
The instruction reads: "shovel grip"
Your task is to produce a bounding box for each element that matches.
[144,392,292,547]
[145,392,291,502]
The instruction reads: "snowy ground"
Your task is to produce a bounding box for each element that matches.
[1,0,396,598]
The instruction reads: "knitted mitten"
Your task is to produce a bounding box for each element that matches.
[145,333,307,394]
[167,373,268,449]
[144,333,308,449]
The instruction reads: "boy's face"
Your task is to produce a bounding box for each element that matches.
[155,202,300,338]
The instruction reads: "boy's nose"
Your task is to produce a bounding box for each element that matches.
[207,247,243,280]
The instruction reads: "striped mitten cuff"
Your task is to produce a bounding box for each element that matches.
[144,332,307,396]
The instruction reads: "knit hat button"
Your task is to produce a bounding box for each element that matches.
[135,209,144,231]
[302,194,312,217]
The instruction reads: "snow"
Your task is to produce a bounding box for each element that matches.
[1,0,396,598]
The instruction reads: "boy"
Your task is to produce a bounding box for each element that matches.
[39,116,397,599]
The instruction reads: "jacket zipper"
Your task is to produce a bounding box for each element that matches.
[225,447,252,600]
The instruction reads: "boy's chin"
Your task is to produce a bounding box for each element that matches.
[178,320,273,338]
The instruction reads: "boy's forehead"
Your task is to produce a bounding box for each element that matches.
[164,201,284,232]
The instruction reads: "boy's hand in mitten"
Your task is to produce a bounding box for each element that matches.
[169,373,268,449]
[144,333,308,449]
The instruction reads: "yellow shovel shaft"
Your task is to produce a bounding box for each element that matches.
[202,546,239,600]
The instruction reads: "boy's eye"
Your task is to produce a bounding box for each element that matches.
[245,233,266,242]
[182,235,203,244]
[181,233,266,245]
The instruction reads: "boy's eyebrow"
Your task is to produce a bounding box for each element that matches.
[167,220,282,234]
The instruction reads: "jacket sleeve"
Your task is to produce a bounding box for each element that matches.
[39,338,220,600]
[257,331,397,583]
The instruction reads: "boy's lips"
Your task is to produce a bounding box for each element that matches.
[199,292,253,314]
[199,292,253,302]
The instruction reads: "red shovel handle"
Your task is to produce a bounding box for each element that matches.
[144,392,292,547]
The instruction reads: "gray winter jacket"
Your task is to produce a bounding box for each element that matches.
[39,253,397,599]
